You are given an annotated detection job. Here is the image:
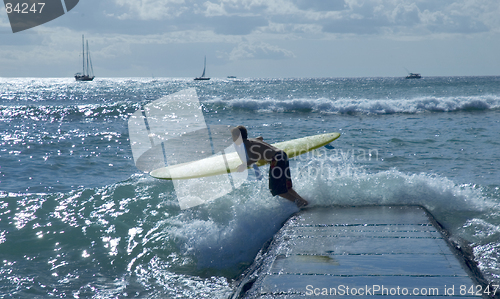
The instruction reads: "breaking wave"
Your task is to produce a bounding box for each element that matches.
[205,95,500,114]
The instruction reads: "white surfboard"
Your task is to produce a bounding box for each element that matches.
[150,132,340,180]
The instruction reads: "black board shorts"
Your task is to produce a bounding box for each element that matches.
[269,151,293,196]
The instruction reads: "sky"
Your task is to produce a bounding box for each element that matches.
[1,0,499,78]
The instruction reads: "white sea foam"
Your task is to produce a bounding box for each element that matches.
[160,155,497,277]
[206,95,500,114]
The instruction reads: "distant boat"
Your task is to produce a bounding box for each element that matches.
[227,76,237,79]
[194,56,210,81]
[406,73,422,79]
[403,68,421,79]
[75,35,95,81]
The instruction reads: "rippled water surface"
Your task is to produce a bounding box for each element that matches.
[1,77,499,297]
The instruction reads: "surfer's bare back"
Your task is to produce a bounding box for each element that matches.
[231,126,308,208]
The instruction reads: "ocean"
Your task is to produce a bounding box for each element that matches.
[1,76,499,298]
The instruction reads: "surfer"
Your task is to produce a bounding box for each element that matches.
[231,126,309,208]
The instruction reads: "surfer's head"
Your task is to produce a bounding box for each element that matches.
[231,125,248,141]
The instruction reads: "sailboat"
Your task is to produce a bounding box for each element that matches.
[194,56,210,81]
[75,35,95,81]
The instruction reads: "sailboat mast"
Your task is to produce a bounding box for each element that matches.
[82,35,85,75]
[86,40,90,76]
[202,56,206,77]
[89,47,94,77]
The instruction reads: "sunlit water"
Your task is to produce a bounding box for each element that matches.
[1,77,499,298]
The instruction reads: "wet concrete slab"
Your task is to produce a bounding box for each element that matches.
[232,206,486,298]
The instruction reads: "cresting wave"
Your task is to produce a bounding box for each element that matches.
[2,94,499,122]
[205,95,500,114]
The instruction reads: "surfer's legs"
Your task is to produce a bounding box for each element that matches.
[278,189,308,207]
[288,188,307,204]
[269,151,308,207]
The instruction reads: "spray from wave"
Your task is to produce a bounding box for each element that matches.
[148,153,498,277]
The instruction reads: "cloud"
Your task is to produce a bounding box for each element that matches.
[113,0,188,20]
[206,16,268,35]
[449,0,500,27]
[227,41,295,60]
[292,0,346,12]
[2,0,499,77]
[105,0,499,39]
[321,0,496,36]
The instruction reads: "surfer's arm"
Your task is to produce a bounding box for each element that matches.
[235,152,255,172]
[236,153,255,172]
[234,141,253,172]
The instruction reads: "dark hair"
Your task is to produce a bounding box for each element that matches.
[232,125,248,140]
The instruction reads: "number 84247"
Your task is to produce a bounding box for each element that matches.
[5,2,45,14]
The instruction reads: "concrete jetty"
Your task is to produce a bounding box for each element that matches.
[232,205,488,298]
